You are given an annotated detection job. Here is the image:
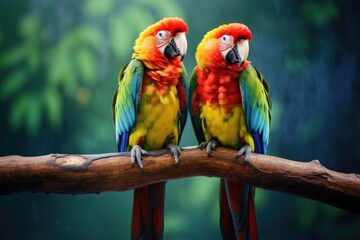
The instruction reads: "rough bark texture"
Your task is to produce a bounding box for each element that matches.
[0,147,359,214]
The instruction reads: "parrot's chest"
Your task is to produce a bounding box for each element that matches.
[198,75,248,148]
[129,84,180,150]
[200,103,246,148]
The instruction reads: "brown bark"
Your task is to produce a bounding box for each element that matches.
[0,147,359,214]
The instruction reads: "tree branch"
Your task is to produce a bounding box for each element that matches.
[0,147,359,214]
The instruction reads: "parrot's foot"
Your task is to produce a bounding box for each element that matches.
[130,145,148,169]
[236,144,252,162]
[200,139,220,155]
[165,143,181,164]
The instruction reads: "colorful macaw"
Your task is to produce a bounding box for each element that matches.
[112,17,188,239]
[189,23,271,239]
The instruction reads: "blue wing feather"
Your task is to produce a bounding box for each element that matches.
[251,130,266,154]
[251,108,260,132]
[119,132,129,152]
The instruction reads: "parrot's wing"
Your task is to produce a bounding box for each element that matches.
[221,65,270,240]
[112,59,144,152]
[178,63,189,141]
[239,64,271,154]
[189,67,206,144]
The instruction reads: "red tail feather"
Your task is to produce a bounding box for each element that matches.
[219,179,236,240]
[225,180,245,228]
[152,182,165,239]
[247,191,259,239]
[131,183,165,240]
[139,186,152,238]
[131,189,142,240]
[220,180,259,240]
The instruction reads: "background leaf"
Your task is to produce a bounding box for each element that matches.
[43,87,62,129]
[0,70,27,99]
[0,46,26,68]
[84,0,115,17]
[76,48,97,84]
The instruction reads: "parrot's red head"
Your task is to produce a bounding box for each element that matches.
[133,17,188,68]
[196,23,252,71]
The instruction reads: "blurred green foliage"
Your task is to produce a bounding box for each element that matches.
[0,13,104,135]
[285,0,339,72]
[0,0,359,239]
[0,0,185,137]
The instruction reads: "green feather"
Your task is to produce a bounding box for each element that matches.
[111,59,144,144]
[239,64,271,145]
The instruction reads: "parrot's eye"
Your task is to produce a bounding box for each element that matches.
[219,35,232,44]
[219,35,234,51]
[156,30,170,40]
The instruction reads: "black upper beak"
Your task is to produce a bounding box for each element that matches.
[225,45,244,68]
[164,38,182,60]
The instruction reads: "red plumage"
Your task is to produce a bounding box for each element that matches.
[195,66,242,111]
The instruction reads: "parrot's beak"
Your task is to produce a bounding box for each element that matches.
[236,39,249,66]
[223,39,249,68]
[173,32,187,61]
[164,32,187,61]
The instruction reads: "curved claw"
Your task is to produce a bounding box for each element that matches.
[166,143,181,164]
[200,139,219,155]
[237,144,252,162]
[130,145,148,169]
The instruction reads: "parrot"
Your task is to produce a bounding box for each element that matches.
[112,17,188,239]
[189,23,271,239]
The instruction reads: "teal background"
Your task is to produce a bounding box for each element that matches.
[0,0,359,239]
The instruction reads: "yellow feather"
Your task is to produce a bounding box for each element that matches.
[129,86,180,149]
[201,103,254,149]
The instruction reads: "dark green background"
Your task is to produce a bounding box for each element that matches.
[1,0,359,239]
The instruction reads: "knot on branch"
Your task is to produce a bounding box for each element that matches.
[310,159,322,165]
[55,155,86,166]
[49,154,91,171]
